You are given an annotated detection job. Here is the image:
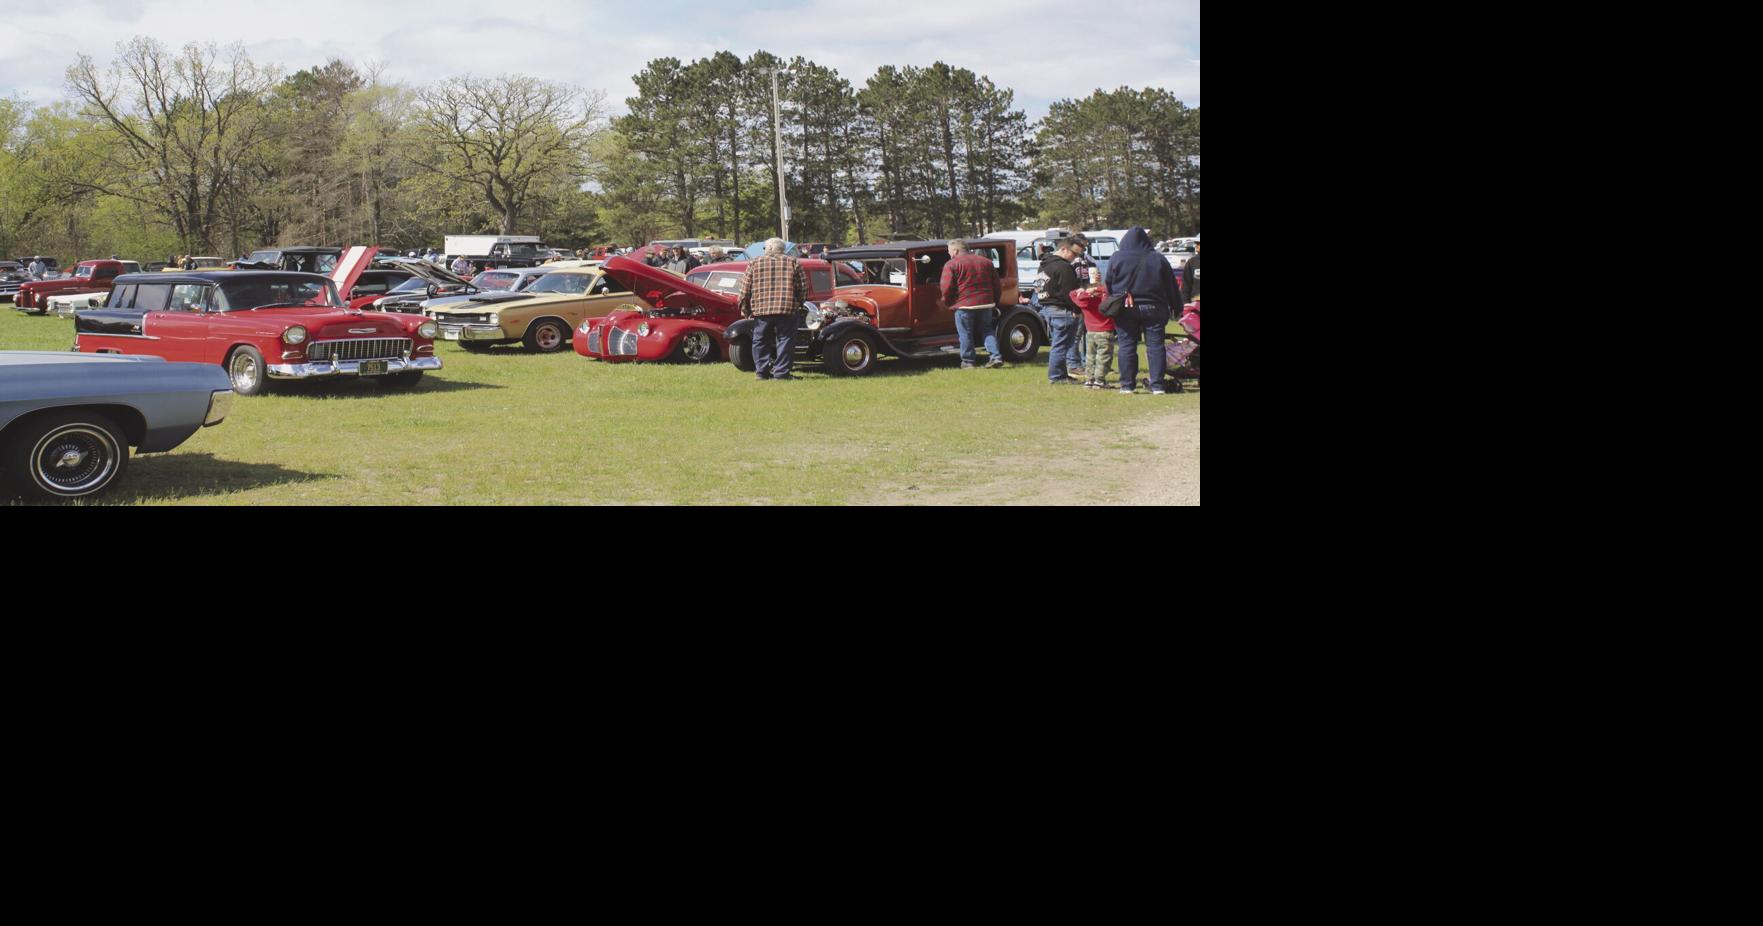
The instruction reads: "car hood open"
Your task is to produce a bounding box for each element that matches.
[599,256,740,311]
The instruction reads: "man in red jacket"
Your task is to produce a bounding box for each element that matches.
[941,239,1004,369]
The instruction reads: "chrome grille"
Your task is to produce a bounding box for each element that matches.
[587,326,602,353]
[307,338,410,362]
[437,313,492,324]
[608,326,638,356]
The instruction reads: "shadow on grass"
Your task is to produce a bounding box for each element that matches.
[5,453,336,506]
[269,378,504,400]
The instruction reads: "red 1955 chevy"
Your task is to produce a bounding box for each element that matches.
[74,267,441,396]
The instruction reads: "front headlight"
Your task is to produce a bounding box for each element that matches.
[803,303,825,331]
[638,322,651,336]
[282,325,308,345]
[417,321,438,339]
[489,313,500,326]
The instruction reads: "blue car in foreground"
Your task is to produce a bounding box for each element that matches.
[1,352,232,501]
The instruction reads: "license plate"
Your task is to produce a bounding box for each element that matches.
[359,360,388,376]
[444,329,460,340]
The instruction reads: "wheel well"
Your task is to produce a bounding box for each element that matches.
[530,315,570,332]
[1,404,147,448]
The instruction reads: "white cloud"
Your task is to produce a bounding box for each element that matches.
[0,0,1199,119]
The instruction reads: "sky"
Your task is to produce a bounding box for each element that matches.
[0,0,1197,122]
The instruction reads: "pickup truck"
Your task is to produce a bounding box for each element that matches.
[12,260,138,314]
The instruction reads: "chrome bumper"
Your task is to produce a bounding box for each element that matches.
[204,390,234,427]
[437,323,506,342]
[266,356,443,379]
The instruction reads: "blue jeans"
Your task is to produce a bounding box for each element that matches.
[752,314,798,377]
[1115,303,1171,389]
[954,308,999,363]
[1046,311,1080,382]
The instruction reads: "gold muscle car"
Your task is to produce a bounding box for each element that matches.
[423,267,652,353]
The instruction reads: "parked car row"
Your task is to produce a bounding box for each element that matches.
[2,237,1075,502]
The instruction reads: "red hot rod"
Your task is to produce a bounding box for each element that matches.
[573,256,858,364]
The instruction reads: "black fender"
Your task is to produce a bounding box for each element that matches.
[725,317,756,344]
[817,319,901,357]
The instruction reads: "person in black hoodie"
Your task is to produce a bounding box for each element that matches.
[1104,226,1181,395]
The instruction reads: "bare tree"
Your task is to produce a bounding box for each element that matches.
[64,38,280,253]
[408,75,605,234]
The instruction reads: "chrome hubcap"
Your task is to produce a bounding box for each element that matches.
[231,354,258,390]
[1010,325,1031,351]
[685,332,711,360]
[843,342,869,367]
[32,426,117,495]
[537,326,560,349]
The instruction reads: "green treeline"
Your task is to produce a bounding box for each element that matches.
[0,38,1199,262]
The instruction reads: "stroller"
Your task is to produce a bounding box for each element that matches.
[1160,301,1200,392]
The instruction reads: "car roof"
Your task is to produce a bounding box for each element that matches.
[114,270,333,285]
[828,239,1012,260]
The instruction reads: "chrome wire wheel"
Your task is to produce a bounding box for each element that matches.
[681,331,714,362]
[230,351,260,393]
[30,424,121,497]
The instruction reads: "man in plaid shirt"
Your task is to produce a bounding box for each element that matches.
[739,237,811,380]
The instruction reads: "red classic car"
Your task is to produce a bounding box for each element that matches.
[74,265,441,396]
[723,239,1037,375]
[571,258,857,364]
[13,259,132,314]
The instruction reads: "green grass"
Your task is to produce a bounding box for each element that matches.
[3,307,1198,505]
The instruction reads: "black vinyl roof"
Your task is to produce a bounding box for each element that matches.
[828,239,1012,261]
[114,270,332,285]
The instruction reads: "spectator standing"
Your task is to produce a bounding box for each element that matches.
[1105,227,1181,396]
[27,256,47,280]
[450,255,473,276]
[1064,234,1094,378]
[738,238,810,381]
[1073,285,1115,389]
[941,239,1005,369]
[1035,237,1089,386]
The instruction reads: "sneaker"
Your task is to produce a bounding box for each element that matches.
[1119,386,1136,395]
[1070,366,1086,378]
[755,374,771,381]
[1049,378,1080,386]
[1084,380,1102,390]
[985,357,1005,369]
[1067,369,1085,381]
[1150,387,1167,396]
[773,373,798,381]
[961,361,976,369]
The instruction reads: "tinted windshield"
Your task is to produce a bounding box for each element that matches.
[475,272,521,291]
[527,273,595,296]
[216,276,340,310]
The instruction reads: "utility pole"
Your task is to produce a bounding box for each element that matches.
[771,68,791,242]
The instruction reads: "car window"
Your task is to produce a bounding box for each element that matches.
[76,265,95,279]
[167,284,210,312]
[529,274,593,296]
[108,284,137,309]
[96,265,119,279]
[810,269,832,293]
[475,272,520,291]
[135,284,172,312]
[516,273,549,290]
[1089,240,1118,259]
[216,277,338,310]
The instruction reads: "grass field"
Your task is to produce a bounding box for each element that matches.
[2,306,1198,505]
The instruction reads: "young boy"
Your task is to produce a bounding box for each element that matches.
[1071,285,1116,390]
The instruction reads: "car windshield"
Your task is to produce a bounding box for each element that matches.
[474,272,521,291]
[527,273,595,295]
[215,276,341,311]
[75,265,94,278]
[389,276,431,294]
[247,250,278,263]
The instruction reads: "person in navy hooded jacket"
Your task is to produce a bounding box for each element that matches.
[1104,227,1182,395]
